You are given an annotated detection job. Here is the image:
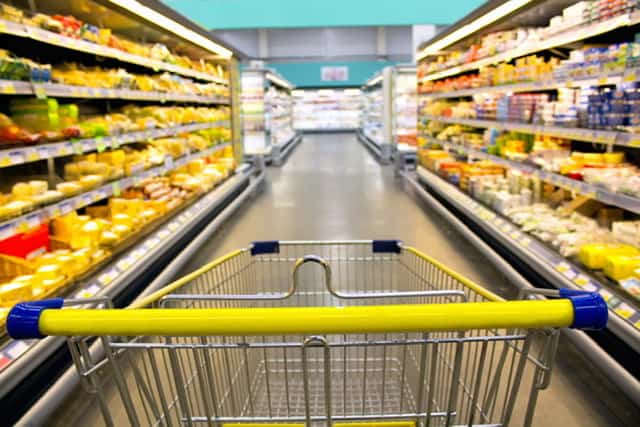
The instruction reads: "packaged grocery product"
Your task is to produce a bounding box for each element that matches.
[579,243,639,269]
[34,264,62,281]
[0,224,49,259]
[603,255,640,281]
[0,282,31,305]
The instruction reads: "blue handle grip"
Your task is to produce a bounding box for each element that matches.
[6,298,64,339]
[560,288,608,330]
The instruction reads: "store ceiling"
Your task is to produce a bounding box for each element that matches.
[162,0,485,30]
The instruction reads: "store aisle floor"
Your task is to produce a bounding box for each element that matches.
[180,133,638,426]
[53,133,638,426]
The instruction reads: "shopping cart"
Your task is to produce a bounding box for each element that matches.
[7,240,606,427]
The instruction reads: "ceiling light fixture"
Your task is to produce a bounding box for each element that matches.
[108,0,233,58]
[417,0,534,61]
[266,73,293,89]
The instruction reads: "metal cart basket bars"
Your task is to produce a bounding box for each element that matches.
[7,240,607,427]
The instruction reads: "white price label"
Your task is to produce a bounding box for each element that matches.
[116,257,134,271]
[98,269,119,286]
[59,202,73,214]
[24,147,41,162]
[0,224,16,240]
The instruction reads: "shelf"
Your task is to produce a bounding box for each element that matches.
[0,18,228,85]
[0,120,228,169]
[0,142,230,241]
[415,165,640,339]
[0,80,229,104]
[426,135,640,214]
[420,68,640,99]
[0,164,257,379]
[422,114,639,147]
[420,11,640,82]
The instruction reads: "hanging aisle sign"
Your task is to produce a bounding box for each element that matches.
[321,66,349,81]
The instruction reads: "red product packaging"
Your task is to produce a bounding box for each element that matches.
[0,224,49,260]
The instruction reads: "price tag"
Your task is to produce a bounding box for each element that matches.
[509,231,520,240]
[96,137,106,153]
[24,147,40,162]
[0,223,16,241]
[33,85,46,99]
[72,197,83,209]
[0,154,13,167]
[93,190,107,202]
[111,136,121,149]
[157,229,170,239]
[623,69,637,83]
[84,139,97,152]
[58,143,72,156]
[628,138,640,147]
[59,201,73,215]
[555,262,571,273]
[1,83,16,94]
[0,21,7,33]
[147,237,161,248]
[72,141,83,155]
[98,269,119,286]
[614,303,635,319]
[4,341,30,359]
[520,235,531,248]
[112,181,121,197]
[22,214,40,231]
[168,222,179,232]
[47,204,61,218]
[117,257,134,271]
[597,77,608,85]
[74,288,98,299]
[573,275,591,287]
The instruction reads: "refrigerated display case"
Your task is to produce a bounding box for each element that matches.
[293,88,362,132]
[241,69,301,165]
[0,0,263,422]
[408,0,640,404]
[358,66,417,165]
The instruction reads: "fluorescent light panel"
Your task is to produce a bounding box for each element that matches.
[266,73,293,89]
[417,0,534,60]
[367,75,383,86]
[108,0,233,58]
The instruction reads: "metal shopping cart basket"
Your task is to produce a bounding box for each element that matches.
[7,240,607,427]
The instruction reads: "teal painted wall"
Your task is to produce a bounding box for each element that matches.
[265,61,397,88]
[163,0,484,29]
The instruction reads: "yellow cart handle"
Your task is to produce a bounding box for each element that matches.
[6,292,607,338]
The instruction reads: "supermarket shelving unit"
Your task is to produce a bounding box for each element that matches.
[293,88,362,132]
[392,66,419,171]
[409,0,640,403]
[358,66,418,167]
[241,69,301,166]
[0,0,264,422]
[358,72,390,162]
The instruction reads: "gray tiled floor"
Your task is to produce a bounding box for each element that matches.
[51,132,639,426]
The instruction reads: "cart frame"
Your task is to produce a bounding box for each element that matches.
[7,240,606,427]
